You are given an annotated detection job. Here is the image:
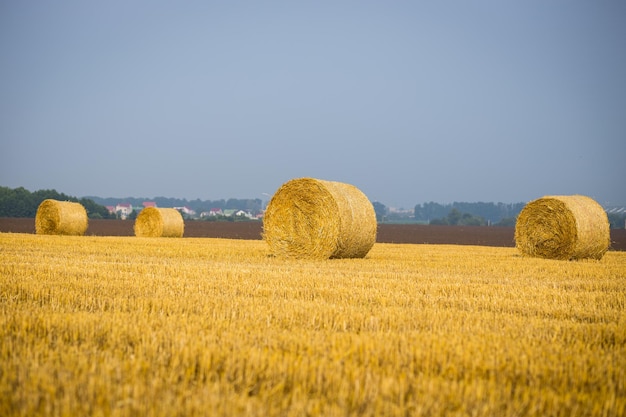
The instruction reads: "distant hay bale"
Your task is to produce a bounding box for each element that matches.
[263,177,377,259]
[515,195,610,260]
[35,199,88,236]
[134,207,184,237]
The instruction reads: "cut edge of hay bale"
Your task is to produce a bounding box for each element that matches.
[514,195,610,260]
[262,177,377,259]
[35,199,88,236]
[134,207,184,237]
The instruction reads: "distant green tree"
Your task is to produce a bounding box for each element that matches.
[79,197,113,219]
[415,201,524,224]
[447,208,462,225]
[429,208,486,226]
[0,186,113,218]
[0,186,36,216]
[495,217,517,227]
[608,212,626,229]
[414,202,448,222]
[459,212,486,226]
[372,201,387,222]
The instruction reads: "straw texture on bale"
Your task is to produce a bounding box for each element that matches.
[263,178,377,259]
[134,207,184,237]
[515,195,610,260]
[35,199,88,236]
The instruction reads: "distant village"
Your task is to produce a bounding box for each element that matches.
[108,201,262,221]
[78,199,626,229]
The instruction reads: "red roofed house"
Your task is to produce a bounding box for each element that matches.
[200,208,223,218]
[115,203,133,219]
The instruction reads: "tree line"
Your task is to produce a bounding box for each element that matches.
[3,186,624,228]
[428,208,491,226]
[0,186,113,219]
[0,187,264,218]
[413,201,626,228]
[414,201,526,225]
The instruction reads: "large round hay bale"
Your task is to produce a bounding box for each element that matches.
[263,177,377,259]
[515,195,610,260]
[35,199,88,236]
[134,207,184,237]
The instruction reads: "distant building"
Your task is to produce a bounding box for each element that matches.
[115,203,133,219]
[200,208,223,218]
[174,206,196,216]
[222,209,237,217]
[234,210,254,219]
[143,201,157,208]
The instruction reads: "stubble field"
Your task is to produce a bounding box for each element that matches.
[1,231,625,416]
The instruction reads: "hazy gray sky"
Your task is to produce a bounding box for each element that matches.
[1,1,625,208]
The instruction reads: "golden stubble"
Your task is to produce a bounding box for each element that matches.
[1,233,625,417]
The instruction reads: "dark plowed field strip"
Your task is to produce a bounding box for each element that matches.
[1,218,625,250]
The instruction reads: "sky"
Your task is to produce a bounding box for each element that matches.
[1,1,625,208]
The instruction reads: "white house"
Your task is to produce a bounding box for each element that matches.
[115,203,133,219]
[174,206,196,216]
[234,210,253,219]
[201,208,223,218]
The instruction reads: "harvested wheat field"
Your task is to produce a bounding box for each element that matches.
[1,233,625,417]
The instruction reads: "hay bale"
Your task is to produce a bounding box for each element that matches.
[134,207,184,237]
[263,177,377,259]
[35,199,88,236]
[515,195,610,260]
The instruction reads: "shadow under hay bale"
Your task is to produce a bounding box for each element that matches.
[35,199,88,236]
[263,177,377,259]
[515,195,610,260]
[134,207,184,237]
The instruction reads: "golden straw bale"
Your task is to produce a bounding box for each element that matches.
[134,207,184,238]
[515,195,610,260]
[35,199,88,236]
[263,177,377,259]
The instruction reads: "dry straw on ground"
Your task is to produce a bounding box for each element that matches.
[134,207,184,238]
[515,195,610,260]
[263,177,377,259]
[35,199,88,236]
